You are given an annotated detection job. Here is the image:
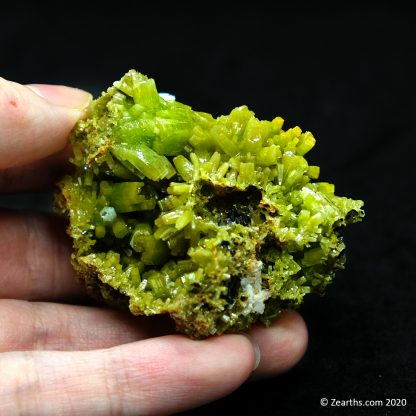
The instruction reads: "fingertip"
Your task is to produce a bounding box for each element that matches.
[205,333,259,376]
[239,332,261,370]
[0,332,262,415]
[26,84,92,111]
[156,333,257,387]
[0,79,90,169]
[102,334,258,414]
[249,310,308,379]
[177,333,259,404]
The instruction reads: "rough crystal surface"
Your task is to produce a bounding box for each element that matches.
[56,70,364,338]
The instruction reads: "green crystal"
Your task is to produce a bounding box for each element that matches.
[56,70,364,339]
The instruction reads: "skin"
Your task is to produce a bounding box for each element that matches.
[0,77,308,415]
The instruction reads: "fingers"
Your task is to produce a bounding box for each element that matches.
[249,310,308,380]
[0,300,175,352]
[0,302,306,414]
[0,299,307,381]
[0,211,83,300]
[0,334,256,415]
[0,77,91,169]
[0,146,73,192]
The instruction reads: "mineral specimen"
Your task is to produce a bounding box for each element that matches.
[56,70,364,339]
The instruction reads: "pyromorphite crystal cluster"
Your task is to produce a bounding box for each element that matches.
[56,70,364,338]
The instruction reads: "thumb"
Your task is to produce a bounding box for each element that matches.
[0,77,91,169]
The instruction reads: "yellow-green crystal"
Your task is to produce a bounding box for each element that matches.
[56,70,364,339]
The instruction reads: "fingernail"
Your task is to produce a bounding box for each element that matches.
[240,333,261,371]
[26,84,92,110]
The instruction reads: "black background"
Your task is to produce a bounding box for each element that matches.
[1,1,415,415]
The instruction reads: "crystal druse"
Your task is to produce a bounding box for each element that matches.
[56,70,364,339]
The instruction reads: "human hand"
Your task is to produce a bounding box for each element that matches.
[0,77,308,415]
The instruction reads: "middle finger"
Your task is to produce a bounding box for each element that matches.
[0,299,175,352]
[0,211,83,301]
